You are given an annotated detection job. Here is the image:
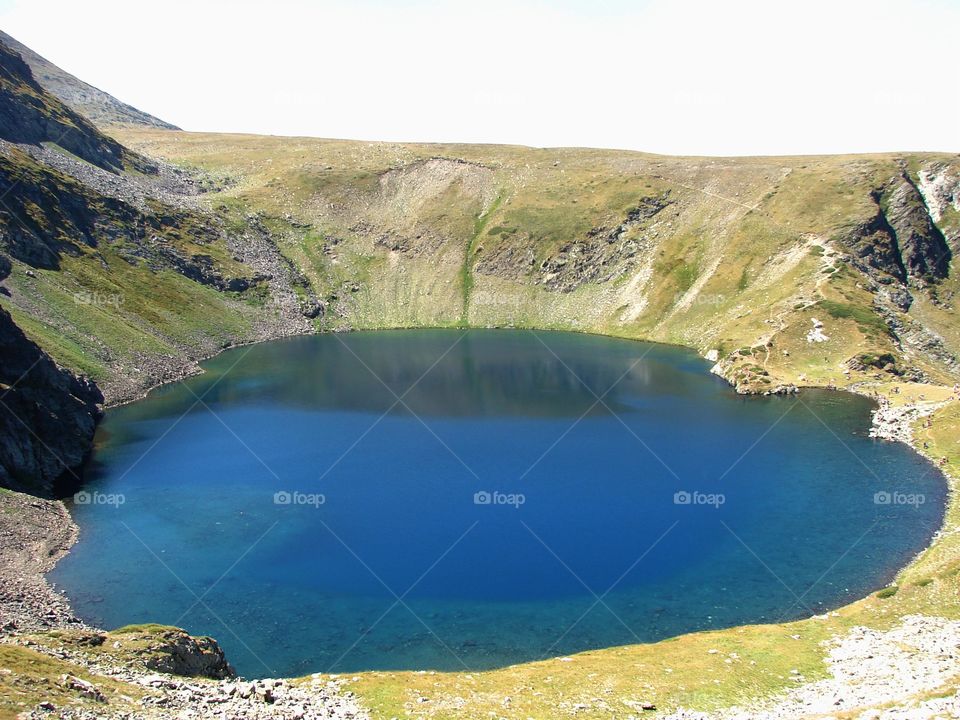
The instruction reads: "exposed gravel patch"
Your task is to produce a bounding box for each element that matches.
[16,140,230,213]
[14,673,370,720]
[868,396,949,445]
[664,615,960,720]
[0,491,85,635]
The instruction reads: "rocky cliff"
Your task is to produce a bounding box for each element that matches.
[0,304,101,496]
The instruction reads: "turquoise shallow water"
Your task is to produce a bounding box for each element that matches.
[51,330,946,677]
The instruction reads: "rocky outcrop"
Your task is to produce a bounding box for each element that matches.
[916,161,960,261]
[473,241,537,282]
[873,298,959,374]
[476,193,672,291]
[11,642,370,719]
[838,172,951,310]
[883,173,951,281]
[537,195,672,292]
[109,626,235,679]
[840,204,906,284]
[0,305,102,496]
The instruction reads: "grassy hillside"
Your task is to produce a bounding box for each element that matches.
[103,129,959,394]
[0,142,314,401]
[6,118,956,401]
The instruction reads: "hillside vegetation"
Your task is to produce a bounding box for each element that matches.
[104,129,960,393]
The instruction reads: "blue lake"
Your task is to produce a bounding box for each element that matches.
[51,330,946,677]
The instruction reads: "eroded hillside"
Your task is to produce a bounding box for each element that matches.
[111,129,960,394]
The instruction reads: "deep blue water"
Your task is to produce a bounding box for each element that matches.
[51,330,946,677]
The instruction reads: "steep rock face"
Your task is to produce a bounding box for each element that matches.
[0,30,178,130]
[841,203,907,284]
[0,304,102,496]
[883,173,951,281]
[0,42,148,174]
[839,172,952,310]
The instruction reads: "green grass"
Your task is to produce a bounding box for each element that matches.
[737,266,750,291]
[462,194,503,325]
[819,299,891,338]
[111,623,175,635]
[0,645,144,720]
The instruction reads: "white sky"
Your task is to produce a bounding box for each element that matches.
[0,0,957,156]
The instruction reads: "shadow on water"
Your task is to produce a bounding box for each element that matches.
[54,330,948,677]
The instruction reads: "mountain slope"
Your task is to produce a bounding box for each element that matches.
[0,29,178,130]
[0,41,145,173]
[0,39,313,494]
[116,130,960,391]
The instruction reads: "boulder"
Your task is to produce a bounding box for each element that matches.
[110,626,235,680]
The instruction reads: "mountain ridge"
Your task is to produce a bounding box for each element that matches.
[0,29,178,131]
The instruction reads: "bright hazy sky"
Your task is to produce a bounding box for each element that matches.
[0,0,957,156]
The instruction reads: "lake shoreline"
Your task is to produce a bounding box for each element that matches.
[1,328,956,717]
[7,328,956,636]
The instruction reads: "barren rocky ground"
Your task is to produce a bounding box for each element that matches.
[666,616,960,720]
